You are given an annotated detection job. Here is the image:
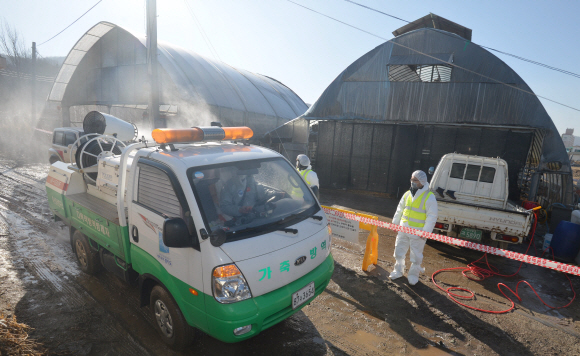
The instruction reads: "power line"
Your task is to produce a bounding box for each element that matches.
[287,0,384,41]
[285,0,580,113]
[344,0,409,23]
[182,0,222,62]
[38,0,103,47]
[478,45,580,79]
[344,0,580,79]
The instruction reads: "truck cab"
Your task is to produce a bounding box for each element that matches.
[46,125,334,349]
[430,153,509,209]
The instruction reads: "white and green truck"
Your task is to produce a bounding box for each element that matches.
[46,123,334,349]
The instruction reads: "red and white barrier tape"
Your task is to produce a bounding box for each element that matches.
[322,207,580,277]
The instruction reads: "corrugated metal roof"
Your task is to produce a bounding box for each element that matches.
[48,22,307,134]
[302,27,570,172]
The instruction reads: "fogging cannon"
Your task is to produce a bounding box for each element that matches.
[70,112,138,203]
[83,111,138,142]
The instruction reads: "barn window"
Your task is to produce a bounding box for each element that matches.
[388,64,452,82]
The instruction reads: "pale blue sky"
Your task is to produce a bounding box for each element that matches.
[3,0,579,135]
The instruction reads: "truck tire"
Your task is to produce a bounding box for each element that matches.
[150,285,195,350]
[49,155,60,164]
[72,230,101,275]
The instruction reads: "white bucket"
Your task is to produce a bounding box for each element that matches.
[542,233,553,252]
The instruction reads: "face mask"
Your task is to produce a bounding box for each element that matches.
[411,182,419,190]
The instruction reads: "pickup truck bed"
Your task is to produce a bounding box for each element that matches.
[66,192,130,261]
[436,198,533,238]
[68,193,120,223]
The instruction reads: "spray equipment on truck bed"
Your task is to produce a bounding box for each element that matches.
[70,116,256,205]
[69,112,138,186]
[83,111,138,142]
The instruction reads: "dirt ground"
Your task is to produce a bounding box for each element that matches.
[1,154,579,355]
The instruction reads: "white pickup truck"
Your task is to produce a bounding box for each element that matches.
[429,153,535,249]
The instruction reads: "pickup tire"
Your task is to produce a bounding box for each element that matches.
[150,285,195,350]
[49,155,60,164]
[72,230,101,275]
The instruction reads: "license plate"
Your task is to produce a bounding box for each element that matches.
[459,227,482,241]
[292,282,315,309]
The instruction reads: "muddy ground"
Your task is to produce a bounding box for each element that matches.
[1,155,579,355]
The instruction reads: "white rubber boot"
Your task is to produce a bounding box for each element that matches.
[389,259,405,280]
[407,264,425,285]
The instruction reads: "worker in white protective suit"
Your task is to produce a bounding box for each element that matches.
[296,154,320,199]
[389,170,438,285]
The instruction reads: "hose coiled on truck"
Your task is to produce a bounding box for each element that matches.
[75,139,123,182]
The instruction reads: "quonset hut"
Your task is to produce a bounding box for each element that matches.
[269,14,573,206]
[41,21,308,138]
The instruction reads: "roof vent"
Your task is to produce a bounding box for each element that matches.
[392,13,472,41]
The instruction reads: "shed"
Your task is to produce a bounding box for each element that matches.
[42,21,308,137]
[270,14,573,206]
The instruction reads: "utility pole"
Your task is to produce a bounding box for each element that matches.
[31,42,36,121]
[146,0,164,128]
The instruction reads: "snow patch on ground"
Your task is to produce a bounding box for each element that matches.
[0,208,80,279]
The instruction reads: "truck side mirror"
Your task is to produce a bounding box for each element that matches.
[210,229,227,247]
[428,167,435,175]
[163,218,191,248]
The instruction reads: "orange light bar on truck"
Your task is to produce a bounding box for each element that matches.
[152,126,253,144]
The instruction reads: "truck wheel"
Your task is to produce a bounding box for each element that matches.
[150,285,195,350]
[49,155,60,164]
[72,230,101,275]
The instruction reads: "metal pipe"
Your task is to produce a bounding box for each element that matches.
[117,142,148,226]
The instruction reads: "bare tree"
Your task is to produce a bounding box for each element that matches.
[0,18,30,76]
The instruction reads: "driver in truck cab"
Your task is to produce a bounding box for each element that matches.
[220,169,268,217]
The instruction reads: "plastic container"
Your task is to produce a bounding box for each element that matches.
[571,210,580,225]
[550,221,580,262]
[542,233,553,252]
[549,206,573,233]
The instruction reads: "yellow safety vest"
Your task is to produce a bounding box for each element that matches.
[401,190,433,228]
[300,169,312,185]
[291,169,311,198]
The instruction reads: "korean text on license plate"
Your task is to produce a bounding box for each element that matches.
[292,282,315,309]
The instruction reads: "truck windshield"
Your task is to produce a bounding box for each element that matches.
[188,157,320,241]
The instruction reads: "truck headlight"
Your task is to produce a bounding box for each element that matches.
[212,264,252,303]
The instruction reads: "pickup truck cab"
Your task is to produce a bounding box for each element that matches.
[429,153,534,248]
[48,127,87,164]
[46,125,333,349]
